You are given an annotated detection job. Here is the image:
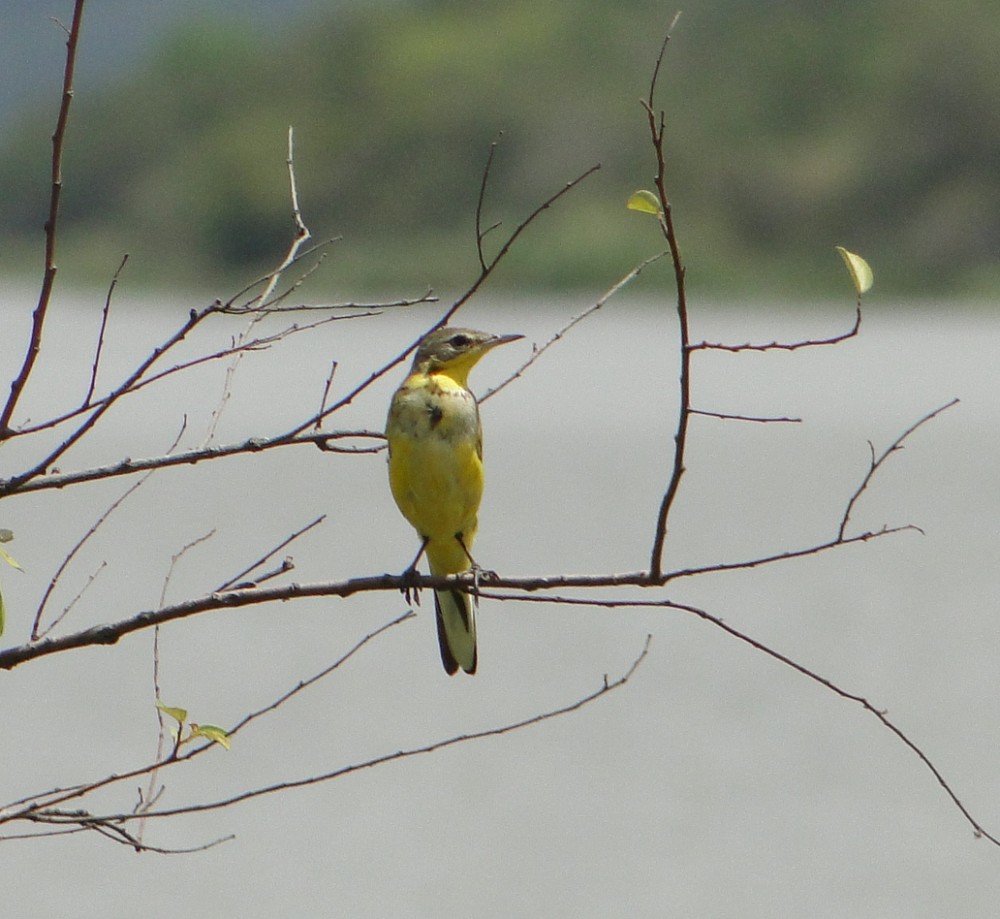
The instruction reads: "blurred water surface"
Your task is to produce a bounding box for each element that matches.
[1,289,999,917]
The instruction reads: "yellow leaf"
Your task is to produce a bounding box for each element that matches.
[191,723,231,750]
[156,700,188,725]
[0,546,23,572]
[626,189,662,216]
[835,246,874,295]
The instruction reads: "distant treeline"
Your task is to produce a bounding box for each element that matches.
[1,0,997,297]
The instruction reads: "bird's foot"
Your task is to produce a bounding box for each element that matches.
[400,565,423,607]
[468,563,499,605]
[472,564,499,584]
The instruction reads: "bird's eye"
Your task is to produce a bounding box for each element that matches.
[448,334,470,348]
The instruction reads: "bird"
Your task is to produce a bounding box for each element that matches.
[385,326,523,674]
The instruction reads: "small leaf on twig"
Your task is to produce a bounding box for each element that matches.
[627,189,662,216]
[191,723,231,750]
[155,700,188,725]
[0,546,23,572]
[0,529,23,571]
[0,531,22,638]
[835,246,874,294]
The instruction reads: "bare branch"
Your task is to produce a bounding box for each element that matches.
[1,0,86,434]
[690,305,862,352]
[86,253,129,405]
[502,592,1000,847]
[15,637,650,830]
[243,126,311,312]
[224,611,416,740]
[838,398,959,540]
[1,612,408,825]
[274,161,600,444]
[0,521,917,674]
[225,291,437,314]
[32,419,190,639]
[483,252,667,403]
[214,515,326,592]
[0,429,384,498]
[689,408,802,424]
[314,363,338,431]
[642,119,691,578]
[219,236,339,310]
[7,813,234,853]
[0,305,219,492]
[8,311,311,438]
[442,161,602,326]
[475,134,504,272]
[660,524,920,585]
[647,12,682,106]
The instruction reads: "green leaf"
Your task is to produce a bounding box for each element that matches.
[156,700,188,725]
[0,529,13,542]
[626,189,662,216]
[835,246,874,295]
[0,545,23,572]
[191,723,231,750]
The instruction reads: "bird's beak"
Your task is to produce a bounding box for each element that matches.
[489,333,524,349]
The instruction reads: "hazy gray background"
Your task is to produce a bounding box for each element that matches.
[1,289,999,917]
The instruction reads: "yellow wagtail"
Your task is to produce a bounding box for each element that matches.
[386,327,523,674]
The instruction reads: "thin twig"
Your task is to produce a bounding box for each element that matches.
[475,134,504,273]
[203,127,314,446]
[314,363,338,431]
[31,418,190,639]
[246,126,312,311]
[265,162,600,443]
[8,311,337,438]
[24,637,651,828]
[0,0,86,435]
[442,162,602,326]
[214,515,326,592]
[86,253,129,405]
[44,562,106,637]
[0,305,220,492]
[647,12,682,106]
[483,252,666,402]
[642,17,690,580]
[838,398,959,540]
[225,611,416,740]
[690,305,862,352]
[0,523,917,674]
[135,527,217,845]
[227,293,437,314]
[690,408,802,424]
[0,429,384,497]
[219,236,339,310]
[499,592,1000,847]
[1,612,416,825]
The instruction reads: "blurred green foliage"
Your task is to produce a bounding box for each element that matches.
[1,0,997,297]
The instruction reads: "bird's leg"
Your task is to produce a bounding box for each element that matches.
[401,537,429,606]
[455,534,498,606]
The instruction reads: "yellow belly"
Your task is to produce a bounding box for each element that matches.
[386,372,483,574]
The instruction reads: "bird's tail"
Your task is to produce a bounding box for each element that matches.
[433,587,477,675]
[427,542,477,675]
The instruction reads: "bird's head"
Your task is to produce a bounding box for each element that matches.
[411,327,523,385]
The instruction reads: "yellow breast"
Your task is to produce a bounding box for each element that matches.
[386,372,484,558]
